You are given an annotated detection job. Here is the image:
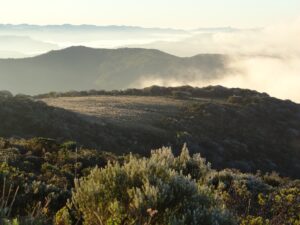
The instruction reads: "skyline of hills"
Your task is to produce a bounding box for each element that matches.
[0,46,230,95]
[0,24,239,58]
[0,23,238,32]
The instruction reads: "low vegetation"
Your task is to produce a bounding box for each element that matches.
[1,86,300,178]
[35,85,268,99]
[0,138,299,224]
[1,86,299,224]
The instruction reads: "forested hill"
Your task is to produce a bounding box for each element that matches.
[1,86,299,178]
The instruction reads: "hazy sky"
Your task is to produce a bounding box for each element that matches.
[0,0,299,28]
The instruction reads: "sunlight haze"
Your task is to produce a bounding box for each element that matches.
[0,0,299,28]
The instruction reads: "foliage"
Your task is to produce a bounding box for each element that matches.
[0,138,117,220]
[35,85,267,99]
[257,185,300,225]
[54,207,72,225]
[208,170,300,225]
[70,146,235,225]
[0,137,299,224]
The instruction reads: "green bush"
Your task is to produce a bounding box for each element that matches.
[54,206,72,225]
[208,169,271,215]
[258,186,300,225]
[1,137,299,224]
[70,146,236,225]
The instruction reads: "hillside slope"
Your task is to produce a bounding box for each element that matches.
[0,93,171,152]
[0,47,229,94]
[1,86,299,178]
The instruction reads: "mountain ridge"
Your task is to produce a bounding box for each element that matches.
[0,24,188,33]
[0,46,230,94]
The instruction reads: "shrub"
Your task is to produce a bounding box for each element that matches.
[258,185,300,225]
[54,207,72,225]
[70,146,236,225]
[208,169,271,216]
[240,216,269,225]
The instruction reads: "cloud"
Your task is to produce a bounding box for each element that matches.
[132,18,300,102]
[214,56,300,102]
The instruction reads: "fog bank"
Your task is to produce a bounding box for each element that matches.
[132,18,300,102]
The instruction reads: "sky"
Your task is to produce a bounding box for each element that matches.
[0,0,300,28]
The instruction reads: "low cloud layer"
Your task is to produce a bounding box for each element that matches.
[133,18,300,102]
[213,56,300,102]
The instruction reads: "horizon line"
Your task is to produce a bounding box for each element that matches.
[0,23,245,31]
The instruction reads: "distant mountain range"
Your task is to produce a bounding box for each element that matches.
[0,46,230,94]
[0,24,242,58]
[0,24,237,33]
[0,35,59,57]
[0,24,190,44]
[0,24,186,31]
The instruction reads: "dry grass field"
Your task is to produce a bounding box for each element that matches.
[42,96,193,126]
